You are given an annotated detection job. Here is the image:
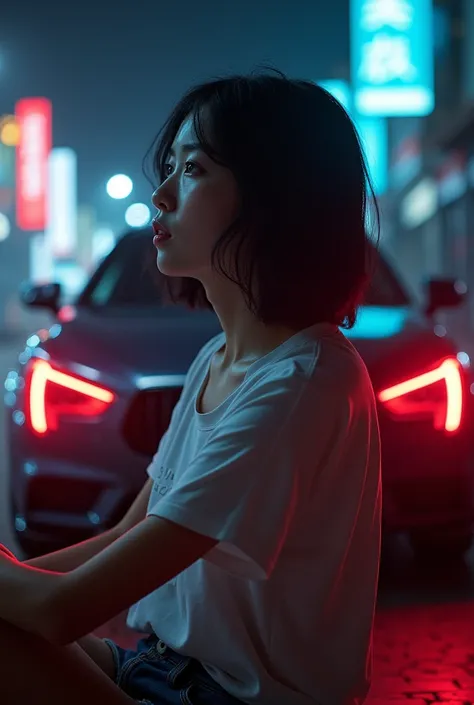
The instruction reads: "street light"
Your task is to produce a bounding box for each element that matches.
[125,203,151,228]
[106,174,133,200]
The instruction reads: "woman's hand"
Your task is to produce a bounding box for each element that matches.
[0,546,63,640]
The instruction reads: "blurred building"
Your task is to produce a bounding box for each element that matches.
[387,0,474,349]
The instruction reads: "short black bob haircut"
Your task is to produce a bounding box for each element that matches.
[144,68,379,330]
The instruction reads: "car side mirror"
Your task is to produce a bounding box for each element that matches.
[424,277,467,317]
[19,282,62,315]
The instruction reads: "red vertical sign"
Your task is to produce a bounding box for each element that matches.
[15,98,52,231]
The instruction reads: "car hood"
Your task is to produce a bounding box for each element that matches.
[38,307,222,384]
[34,305,457,389]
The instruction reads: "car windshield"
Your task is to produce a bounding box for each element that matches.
[78,231,410,309]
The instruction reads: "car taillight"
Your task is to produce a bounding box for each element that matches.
[378,357,463,433]
[25,358,115,435]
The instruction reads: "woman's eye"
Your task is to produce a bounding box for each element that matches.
[184,160,201,175]
[162,161,202,181]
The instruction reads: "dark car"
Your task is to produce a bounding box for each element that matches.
[5,228,474,559]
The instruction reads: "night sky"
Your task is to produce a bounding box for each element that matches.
[1,0,349,232]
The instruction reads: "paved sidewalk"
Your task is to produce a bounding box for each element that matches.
[368,601,474,704]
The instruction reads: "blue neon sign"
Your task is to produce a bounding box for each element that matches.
[318,80,352,113]
[351,0,434,117]
[357,117,388,195]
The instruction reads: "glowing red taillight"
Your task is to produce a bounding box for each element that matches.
[25,359,115,435]
[378,357,463,433]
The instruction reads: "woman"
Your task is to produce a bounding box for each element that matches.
[0,70,381,704]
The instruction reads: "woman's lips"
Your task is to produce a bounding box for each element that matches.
[153,232,171,247]
[152,220,172,246]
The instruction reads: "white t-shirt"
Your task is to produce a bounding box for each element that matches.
[127,323,382,705]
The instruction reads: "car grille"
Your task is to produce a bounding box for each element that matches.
[122,387,182,457]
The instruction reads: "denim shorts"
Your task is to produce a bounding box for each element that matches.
[103,633,243,705]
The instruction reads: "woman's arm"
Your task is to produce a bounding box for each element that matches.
[0,513,216,645]
[24,527,122,573]
[50,515,217,645]
[24,477,154,573]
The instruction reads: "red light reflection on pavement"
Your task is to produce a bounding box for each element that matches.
[367,602,474,703]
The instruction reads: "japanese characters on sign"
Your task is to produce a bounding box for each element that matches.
[351,0,434,117]
[15,98,52,231]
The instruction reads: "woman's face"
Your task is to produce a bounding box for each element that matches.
[151,114,240,280]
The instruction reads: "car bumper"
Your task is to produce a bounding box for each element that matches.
[7,413,149,554]
[380,414,474,532]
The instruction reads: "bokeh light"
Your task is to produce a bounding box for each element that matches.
[106,174,133,200]
[0,116,20,147]
[0,213,11,241]
[125,203,151,228]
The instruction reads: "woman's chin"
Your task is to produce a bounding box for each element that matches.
[156,254,190,278]
[156,252,208,280]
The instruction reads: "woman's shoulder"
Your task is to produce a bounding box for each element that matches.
[242,329,373,410]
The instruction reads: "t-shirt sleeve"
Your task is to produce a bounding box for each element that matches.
[146,370,317,580]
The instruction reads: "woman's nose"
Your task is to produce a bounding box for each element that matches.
[152,186,175,212]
